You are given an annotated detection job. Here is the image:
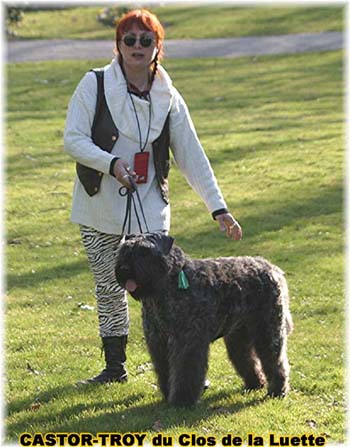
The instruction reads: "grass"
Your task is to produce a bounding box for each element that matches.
[10,4,343,40]
[5,49,345,444]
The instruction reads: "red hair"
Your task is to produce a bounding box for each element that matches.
[116,9,165,61]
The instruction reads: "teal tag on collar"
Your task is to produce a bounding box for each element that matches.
[178,269,189,290]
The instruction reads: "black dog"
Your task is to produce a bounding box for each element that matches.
[115,232,293,407]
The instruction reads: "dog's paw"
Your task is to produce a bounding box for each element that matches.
[266,385,290,399]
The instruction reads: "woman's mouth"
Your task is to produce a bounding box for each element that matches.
[132,52,144,59]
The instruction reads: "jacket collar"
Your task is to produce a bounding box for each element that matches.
[102,58,173,143]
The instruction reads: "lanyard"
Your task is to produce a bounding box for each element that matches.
[128,92,152,153]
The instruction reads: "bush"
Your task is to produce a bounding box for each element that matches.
[6,6,24,37]
[97,6,130,28]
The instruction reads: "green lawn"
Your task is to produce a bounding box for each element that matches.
[10,4,343,40]
[6,50,345,443]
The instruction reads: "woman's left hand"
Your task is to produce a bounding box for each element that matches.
[215,213,243,240]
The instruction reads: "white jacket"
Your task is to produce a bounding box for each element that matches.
[64,58,227,235]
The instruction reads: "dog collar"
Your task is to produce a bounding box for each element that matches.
[178,269,189,289]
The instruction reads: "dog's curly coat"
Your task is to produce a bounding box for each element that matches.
[115,232,293,407]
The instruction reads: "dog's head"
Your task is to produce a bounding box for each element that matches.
[115,232,175,300]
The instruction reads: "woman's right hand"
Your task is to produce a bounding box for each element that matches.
[113,159,137,189]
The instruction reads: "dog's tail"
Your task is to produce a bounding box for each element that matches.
[272,266,294,335]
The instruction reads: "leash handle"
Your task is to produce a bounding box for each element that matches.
[119,176,150,235]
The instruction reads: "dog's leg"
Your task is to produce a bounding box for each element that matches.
[224,326,266,391]
[167,337,209,407]
[142,313,170,400]
[253,308,290,397]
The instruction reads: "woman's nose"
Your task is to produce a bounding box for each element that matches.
[134,38,142,48]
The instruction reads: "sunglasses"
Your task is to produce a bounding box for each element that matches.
[122,34,155,48]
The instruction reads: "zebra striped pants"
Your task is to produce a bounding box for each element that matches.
[80,225,129,338]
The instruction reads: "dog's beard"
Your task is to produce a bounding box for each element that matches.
[116,263,150,298]
[115,237,171,299]
[118,259,167,300]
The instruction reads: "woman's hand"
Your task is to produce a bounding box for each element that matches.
[215,213,242,240]
[113,159,137,189]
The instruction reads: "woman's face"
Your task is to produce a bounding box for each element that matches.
[119,23,158,71]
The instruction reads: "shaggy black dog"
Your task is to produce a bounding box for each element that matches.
[115,232,293,407]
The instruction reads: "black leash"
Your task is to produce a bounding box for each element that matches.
[119,176,150,235]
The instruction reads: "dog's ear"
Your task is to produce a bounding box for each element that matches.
[161,235,175,255]
[146,232,174,256]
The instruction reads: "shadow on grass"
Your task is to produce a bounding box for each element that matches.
[65,390,264,433]
[176,182,342,250]
[6,149,70,179]
[6,259,88,291]
[235,183,342,238]
[6,180,342,293]
[6,381,265,439]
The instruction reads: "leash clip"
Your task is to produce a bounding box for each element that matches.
[118,175,137,196]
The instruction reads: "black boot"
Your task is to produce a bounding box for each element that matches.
[78,335,128,385]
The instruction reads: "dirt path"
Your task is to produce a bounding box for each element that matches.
[7,31,343,63]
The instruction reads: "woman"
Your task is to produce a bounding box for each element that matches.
[64,9,242,385]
